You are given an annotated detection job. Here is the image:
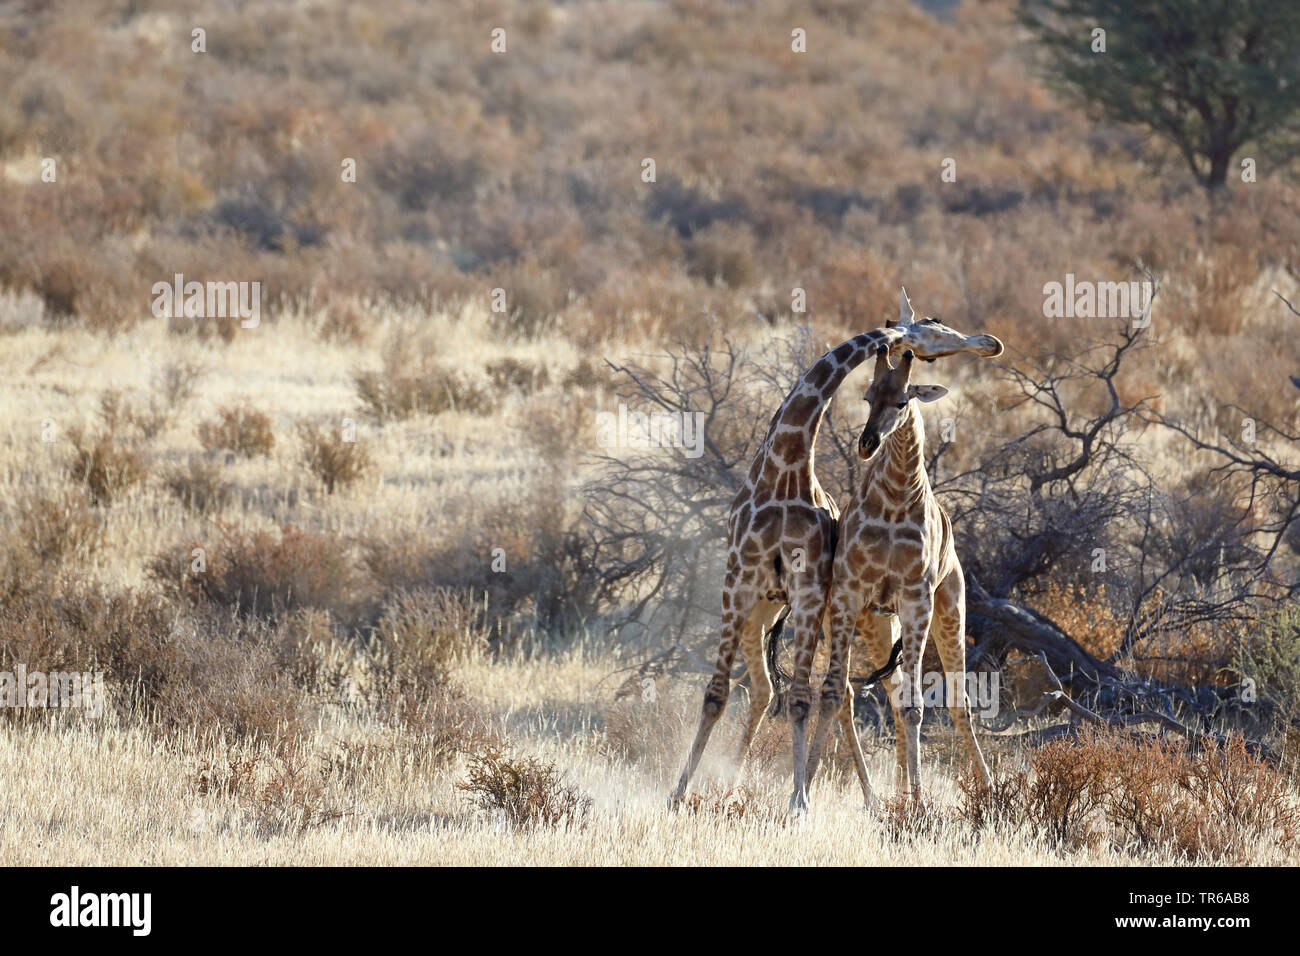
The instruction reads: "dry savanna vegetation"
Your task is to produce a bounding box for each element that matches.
[1,0,1299,865]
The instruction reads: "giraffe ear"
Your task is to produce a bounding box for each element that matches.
[907,384,948,404]
[899,287,915,326]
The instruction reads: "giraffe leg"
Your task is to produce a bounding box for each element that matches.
[896,585,934,800]
[833,680,877,810]
[786,585,828,813]
[931,570,992,788]
[731,598,784,785]
[806,583,872,804]
[858,609,907,796]
[670,579,756,808]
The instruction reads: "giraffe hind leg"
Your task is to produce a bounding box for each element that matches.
[670,586,756,808]
[787,583,831,813]
[931,570,992,788]
[731,599,784,786]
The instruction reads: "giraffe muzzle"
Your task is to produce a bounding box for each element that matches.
[858,427,880,460]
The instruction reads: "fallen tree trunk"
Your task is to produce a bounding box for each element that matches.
[966,574,1125,686]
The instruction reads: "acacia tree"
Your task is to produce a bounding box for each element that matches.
[1020,0,1300,191]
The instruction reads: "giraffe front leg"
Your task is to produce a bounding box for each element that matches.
[856,609,907,797]
[670,587,754,809]
[895,587,933,801]
[806,586,865,797]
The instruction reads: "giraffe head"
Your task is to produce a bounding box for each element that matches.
[858,346,947,460]
[888,287,1004,361]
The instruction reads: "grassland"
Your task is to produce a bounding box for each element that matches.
[1,0,1299,865]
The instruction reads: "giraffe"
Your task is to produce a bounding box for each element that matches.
[804,343,994,807]
[669,289,1003,810]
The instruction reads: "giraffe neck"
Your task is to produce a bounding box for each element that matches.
[748,327,904,490]
[864,403,928,504]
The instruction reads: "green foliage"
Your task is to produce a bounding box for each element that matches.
[1020,0,1300,189]
[1237,606,1300,712]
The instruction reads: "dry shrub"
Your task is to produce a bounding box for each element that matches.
[354,351,497,422]
[1167,245,1259,337]
[955,769,1023,834]
[13,487,103,564]
[1280,722,1300,783]
[485,357,550,394]
[880,793,948,843]
[377,681,498,769]
[149,521,358,622]
[683,225,757,289]
[198,403,276,458]
[297,420,372,493]
[65,427,147,505]
[560,359,608,391]
[492,264,566,339]
[166,311,241,343]
[599,694,684,773]
[250,745,348,836]
[459,746,592,830]
[372,587,491,691]
[195,743,347,837]
[956,729,1300,860]
[162,457,234,513]
[318,297,370,343]
[0,585,310,742]
[1018,735,1107,848]
[1032,580,1231,684]
[1031,581,1125,661]
[97,362,203,440]
[359,482,596,633]
[195,745,261,799]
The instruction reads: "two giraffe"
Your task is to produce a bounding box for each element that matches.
[670,289,1002,811]
[805,342,993,802]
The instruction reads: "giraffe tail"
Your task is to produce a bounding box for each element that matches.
[862,638,903,687]
[764,605,793,717]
